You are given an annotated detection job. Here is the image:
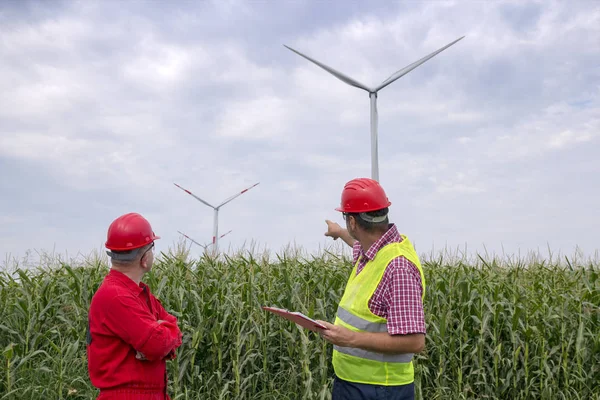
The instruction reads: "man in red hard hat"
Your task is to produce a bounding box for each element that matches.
[87,212,182,399]
[318,178,426,400]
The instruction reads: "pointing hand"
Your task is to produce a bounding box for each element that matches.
[324,220,343,240]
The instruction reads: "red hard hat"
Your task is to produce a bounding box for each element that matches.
[335,178,392,213]
[105,213,160,251]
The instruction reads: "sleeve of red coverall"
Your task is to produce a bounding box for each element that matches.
[155,296,179,325]
[103,294,183,361]
[154,296,182,360]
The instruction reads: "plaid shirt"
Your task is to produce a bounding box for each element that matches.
[352,224,426,335]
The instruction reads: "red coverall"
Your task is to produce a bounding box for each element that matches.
[87,270,182,399]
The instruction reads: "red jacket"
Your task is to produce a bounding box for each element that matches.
[87,269,182,399]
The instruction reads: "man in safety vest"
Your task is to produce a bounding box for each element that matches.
[87,213,183,399]
[318,178,426,400]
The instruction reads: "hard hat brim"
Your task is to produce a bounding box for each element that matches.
[334,202,391,214]
[105,235,160,251]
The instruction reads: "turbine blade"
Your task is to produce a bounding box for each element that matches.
[284,45,373,92]
[177,230,204,247]
[219,230,233,239]
[376,36,465,92]
[174,183,215,209]
[218,182,260,208]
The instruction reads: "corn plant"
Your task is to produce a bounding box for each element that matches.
[0,248,598,399]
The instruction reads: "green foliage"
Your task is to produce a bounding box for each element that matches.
[0,250,598,399]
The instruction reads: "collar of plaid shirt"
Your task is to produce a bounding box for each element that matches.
[355,223,402,274]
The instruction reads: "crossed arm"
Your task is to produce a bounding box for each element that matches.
[103,294,182,361]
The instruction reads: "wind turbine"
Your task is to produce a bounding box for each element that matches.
[177,230,232,251]
[284,36,464,182]
[173,182,259,253]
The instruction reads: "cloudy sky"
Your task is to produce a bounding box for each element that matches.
[1,0,599,266]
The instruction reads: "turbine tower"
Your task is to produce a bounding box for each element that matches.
[174,182,259,254]
[284,36,464,181]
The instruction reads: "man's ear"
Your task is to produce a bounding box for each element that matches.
[140,253,148,269]
[348,215,356,231]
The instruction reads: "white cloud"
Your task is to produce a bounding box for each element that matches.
[123,42,196,89]
[215,96,290,140]
[484,95,600,160]
[548,130,593,149]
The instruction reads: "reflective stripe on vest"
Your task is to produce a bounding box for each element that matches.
[333,345,414,363]
[332,237,425,386]
[336,307,387,332]
[335,306,414,363]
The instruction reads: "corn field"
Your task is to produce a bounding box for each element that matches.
[0,248,598,399]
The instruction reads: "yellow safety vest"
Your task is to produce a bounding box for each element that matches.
[332,236,426,386]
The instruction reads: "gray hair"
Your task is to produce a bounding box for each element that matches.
[107,243,153,265]
[348,208,390,233]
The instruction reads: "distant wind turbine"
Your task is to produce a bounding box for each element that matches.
[177,230,232,251]
[173,182,259,253]
[284,36,465,181]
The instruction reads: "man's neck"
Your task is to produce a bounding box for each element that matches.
[111,266,143,285]
[358,232,385,254]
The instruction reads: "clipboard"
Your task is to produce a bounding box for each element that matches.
[262,306,328,332]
